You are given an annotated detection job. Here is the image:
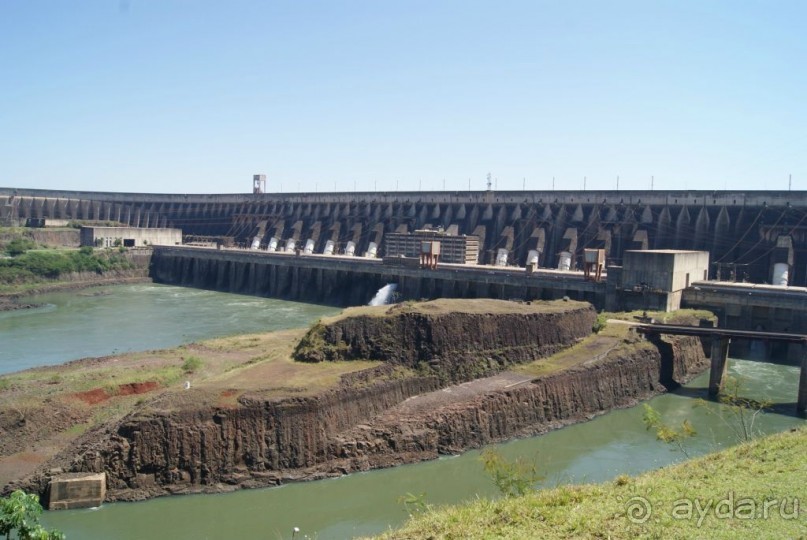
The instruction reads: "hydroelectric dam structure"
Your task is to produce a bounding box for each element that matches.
[3,187,806,286]
[5,186,807,417]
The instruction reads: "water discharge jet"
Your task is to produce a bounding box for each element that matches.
[368,283,397,306]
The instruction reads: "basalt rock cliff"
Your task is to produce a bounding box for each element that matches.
[294,299,597,384]
[14,300,709,503]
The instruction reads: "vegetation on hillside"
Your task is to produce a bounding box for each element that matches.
[0,245,133,287]
[375,427,807,539]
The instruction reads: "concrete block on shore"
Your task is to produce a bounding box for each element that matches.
[47,472,106,510]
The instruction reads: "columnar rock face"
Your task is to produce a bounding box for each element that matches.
[40,335,705,502]
[2,188,805,285]
[86,375,442,494]
[421,335,708,454]
[294,299,597,384]
[14,301,708,503]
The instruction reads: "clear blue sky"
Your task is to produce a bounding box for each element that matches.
[1,1,805,194]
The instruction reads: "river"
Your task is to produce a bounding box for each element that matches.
[0,284,340,375]
[1,285,802,539]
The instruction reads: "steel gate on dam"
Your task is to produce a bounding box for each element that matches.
[3,187,807,286]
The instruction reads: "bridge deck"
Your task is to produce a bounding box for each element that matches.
[636,323,807,343]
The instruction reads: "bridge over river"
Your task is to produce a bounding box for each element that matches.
[635,323,807,416]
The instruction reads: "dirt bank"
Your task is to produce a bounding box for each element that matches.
[4,300,710,504]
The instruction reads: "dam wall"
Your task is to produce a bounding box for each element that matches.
[4,187,807,285]
[150,246,606,307]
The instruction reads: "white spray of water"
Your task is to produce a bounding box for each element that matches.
[368,283,398,306]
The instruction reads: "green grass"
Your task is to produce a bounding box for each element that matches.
[0,247,134,292]
[181,356,203,373]
[373,427,807,539]
[319,298,591,325]
[608,308,716,325]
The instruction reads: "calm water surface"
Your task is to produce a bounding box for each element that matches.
[3,285,802,539]
[0,284,339,374]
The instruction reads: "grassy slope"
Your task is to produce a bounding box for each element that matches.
[374,427,807,539]
[512,307,708,378]
[0,328,381,415]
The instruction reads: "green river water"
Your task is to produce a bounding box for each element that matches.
[1,284,802,539]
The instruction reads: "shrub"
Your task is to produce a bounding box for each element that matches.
[4,237,36,257]
[0,248,133,285]
[592,313,607,333]
[480,449,543,497]
[182,356,203,373]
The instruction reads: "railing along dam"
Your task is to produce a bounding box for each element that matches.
[3,188,807,286]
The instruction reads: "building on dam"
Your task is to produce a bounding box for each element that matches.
[2,187,805,287]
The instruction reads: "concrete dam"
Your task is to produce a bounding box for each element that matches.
[150,246,604,307]
[2,187,806,286]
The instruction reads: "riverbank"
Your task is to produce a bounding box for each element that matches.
[0,249,151,311]
[2,299,711,506]
[0,275,152,311]
[374,426,807,539]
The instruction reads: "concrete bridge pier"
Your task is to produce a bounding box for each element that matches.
[798,346,807,417]
[708,335,731,396]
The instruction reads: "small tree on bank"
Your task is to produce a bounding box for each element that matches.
[0,490,65,540]
[480,450,544,497]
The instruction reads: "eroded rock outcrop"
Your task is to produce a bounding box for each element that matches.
[13,301,709,503]
[294,299,597,384]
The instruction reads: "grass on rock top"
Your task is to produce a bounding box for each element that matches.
[0,327,381,417]
[316,297,592,325]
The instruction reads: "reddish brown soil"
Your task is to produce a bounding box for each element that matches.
[73,388,110,405]
[118,381,159,395]
[73,381,159,404]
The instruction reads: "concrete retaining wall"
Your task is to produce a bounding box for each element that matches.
[48,472,106,510]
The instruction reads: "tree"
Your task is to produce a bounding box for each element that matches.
[698,376,771,443]
[642,404,696,458]
[480,449,543,497]
[0,490,65,540]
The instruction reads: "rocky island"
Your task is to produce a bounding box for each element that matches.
[0,298,709,508]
